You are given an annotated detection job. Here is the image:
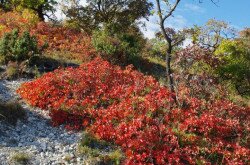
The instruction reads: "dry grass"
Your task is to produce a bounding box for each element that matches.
[11,152,30,165]
[78,132,124,165]
[0,101,26,125]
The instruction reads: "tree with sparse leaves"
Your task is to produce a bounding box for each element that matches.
[190,19,236,52]
[155,0,182,103]
[155,0,220,103]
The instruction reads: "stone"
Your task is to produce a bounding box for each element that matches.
[41,142,47,151]
[40,152,45,157]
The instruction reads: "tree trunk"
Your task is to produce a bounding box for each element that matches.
[37,6,45,21]
[159,22,177,104]
[166,45,175,93]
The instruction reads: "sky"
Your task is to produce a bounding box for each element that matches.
[142,0,250,39]
[55,0,250,39]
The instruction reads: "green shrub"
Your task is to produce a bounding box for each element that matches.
[63,154,72,162]
[78,145,100,157]
[92,30,125,64]
[0,29,46,65]
[215,40,250,96]
[80,132,110,150]
[107,149,124,165]
[92,28,145,65]
[142,38,167,60]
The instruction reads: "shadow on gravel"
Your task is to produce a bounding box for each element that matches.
[0,81,14,102]
[0,104,80,149]
[0,80,80,152]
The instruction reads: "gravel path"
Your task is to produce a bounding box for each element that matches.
[0,79,85,165]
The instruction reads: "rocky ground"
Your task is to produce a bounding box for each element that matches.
[0,79,85,165]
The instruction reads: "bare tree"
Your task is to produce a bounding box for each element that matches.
[155,0,219,103]
[155,0,182,101]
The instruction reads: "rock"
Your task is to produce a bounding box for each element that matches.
[40,152,45,157]
[40,142,47,151]
[55,145,60,150]
[47,146,53,151]
[45,152,49,157]
[28,117,35,122]
[63,146,69,152]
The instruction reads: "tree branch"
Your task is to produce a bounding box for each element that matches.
[162,0,181,22]
[173,36,185,47]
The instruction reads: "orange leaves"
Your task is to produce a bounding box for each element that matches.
[0,11,37,36]
[32,22,96,59]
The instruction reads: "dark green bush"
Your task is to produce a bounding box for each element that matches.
[78,132,124,165]
[0,29,46,65]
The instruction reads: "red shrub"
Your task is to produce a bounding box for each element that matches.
[17,58,159,126]
[31,22,96,61]
[17,58,250,164]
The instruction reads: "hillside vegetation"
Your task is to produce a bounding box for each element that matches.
[0,2,249,164]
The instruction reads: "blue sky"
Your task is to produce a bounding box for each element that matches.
[142,0,250,39]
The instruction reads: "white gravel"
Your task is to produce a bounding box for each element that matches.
[0,79,86,165]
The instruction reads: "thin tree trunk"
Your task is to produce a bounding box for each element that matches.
[166,44,178,105]
[166,45,175,93]
[159,22,177,104]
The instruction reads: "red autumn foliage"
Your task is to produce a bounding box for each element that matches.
[17,58,250,164]
[30,22,96,61]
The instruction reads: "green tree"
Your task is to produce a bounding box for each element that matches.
[63,0,153,34]
[92,25,146,64]
[12,0,57,21]
[215,30,250,96]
